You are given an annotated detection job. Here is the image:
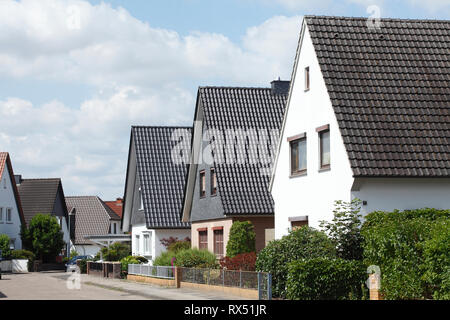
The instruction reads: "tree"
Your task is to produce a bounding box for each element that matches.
[226,221,256,258]
[320,199,363,261]
[20,214,65,262]
[0,234,12,259]
[98,242,131,261]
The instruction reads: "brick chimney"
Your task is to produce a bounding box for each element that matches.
[271,78,290,95]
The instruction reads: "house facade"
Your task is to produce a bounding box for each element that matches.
[16,177,71,256]
[121,126,191,262]
[66,196,124,257]
[182,82,289,257]
[0,152,25,250]
[270,16,450,239]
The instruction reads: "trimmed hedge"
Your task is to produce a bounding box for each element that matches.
[256,226,336,298]
[11,249,35,260]
[220,252,256,271]
[362,208,450,300]
[154,248,218,269]
[286,258,367,300]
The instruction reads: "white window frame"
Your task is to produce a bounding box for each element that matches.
[6,208,12,223]
[142,232,152,256]
[135,235,140,254]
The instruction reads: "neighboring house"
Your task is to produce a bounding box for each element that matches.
[0,152,25,250]
[122,126,192,262]
[270,16,450,239]
[16,177,71,256]
[66,196,125,257]
[105,198,124,219]
[181,81,289,257]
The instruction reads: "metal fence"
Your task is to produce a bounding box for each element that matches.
[90,262,103,271]
[180,268,272,300]
[128,264,175,279]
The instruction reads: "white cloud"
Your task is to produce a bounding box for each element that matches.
[0,0,302,199]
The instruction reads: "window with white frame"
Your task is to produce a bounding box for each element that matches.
[143,232,152,256]
[135,235,140,254]
[305,66,310,91]
[6,208,12,223]
[0,207,3,223]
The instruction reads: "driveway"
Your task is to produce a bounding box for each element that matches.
[0,271,247,300]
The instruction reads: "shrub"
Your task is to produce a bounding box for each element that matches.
[174,248,218,269]
[0,234,12,259]
[78,258,93,274]
[160,236,190,249]
[153,250,177,266]
[120,256,141,277]
[362,208,450,300]
[220,252,256,271]
[133,256,149,264]
[99,242,131,261]
[256,226,336,298]
[286,257,367,300]
[153,248,218,269]
[320,199,364,260]
[168,239,191,253]
[69,250,79,259]
[10,249,35,260]
[226,221,256,258]
[20,214,65,262]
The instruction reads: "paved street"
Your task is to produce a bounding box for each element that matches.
[0,271,247,300]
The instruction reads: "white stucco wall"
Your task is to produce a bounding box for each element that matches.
[0,163,22,249]
[271,24,354,238]
[71,243,101,257]
[353,178,450,217]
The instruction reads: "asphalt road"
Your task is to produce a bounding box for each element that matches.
[0,271,247,300]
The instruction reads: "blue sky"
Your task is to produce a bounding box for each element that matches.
[0,0,448,200]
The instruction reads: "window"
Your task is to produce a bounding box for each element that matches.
[143,233,151,255]
[317,125,330,169]
[213,229,224,258]
[305,66,310,91]
[198,229,208,249]
[6,208,12,223]
[289,134,307,175]
[135,235,140,254]
[138,187,144,210]
[0,207,3,223]
[9,239,15,250]
[210,168,217,196]
[199,170,206,198]
[113,223,117,234]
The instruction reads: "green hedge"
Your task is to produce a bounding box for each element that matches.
[154,248,218,269]
[11,249,35,260]
[362,208,450,300]
[226,221,256,258]
[256,226,336,298]
[286,258,367,300]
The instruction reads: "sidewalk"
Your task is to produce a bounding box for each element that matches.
[79,273,248,300]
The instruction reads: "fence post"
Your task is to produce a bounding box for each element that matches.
[175,267,181,288]
[240,271,242,288]
[222,269,225,287]
[86,261,90,275]
[267,273,272,300]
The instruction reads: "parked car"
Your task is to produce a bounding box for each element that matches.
[65,255,93,272]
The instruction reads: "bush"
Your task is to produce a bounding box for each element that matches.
[133,256,149,264]
[0,234,12,259]
[69,250,79,259]
[362,208,450,300]
[174,248,218,268]
[78,258,93,274]
[153,248,218,269]
[160,236,190,249]
[220,252,256,271]
[168,240,191,253]
[99,242,131,262]
[120,256,141,277]
[256,226,336,298]
[320,199,363,260]
[226,221,256,258]
[286,257,367,300]
[10,249,34,260]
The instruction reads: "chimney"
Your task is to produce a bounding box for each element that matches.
[116,198,123,205]
[271,78,290,95]
[14,174,22,185]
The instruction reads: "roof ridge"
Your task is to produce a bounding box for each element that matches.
[304,15,450,23]
[199,86,272,90]
[131,125,192,129]
[21,178,61,181]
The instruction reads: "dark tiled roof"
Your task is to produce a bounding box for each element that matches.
[305,16,450,177]
[133,126,192,228]
[17,178,65,225]
[0,152,25,225]
[66,196,120,245]
[199,86,288,215]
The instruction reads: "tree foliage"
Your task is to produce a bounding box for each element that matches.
[226,221,256,258]
[20,214,65,262]
[0,234,12,259]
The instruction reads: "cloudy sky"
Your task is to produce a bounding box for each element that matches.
[0,0,448,200]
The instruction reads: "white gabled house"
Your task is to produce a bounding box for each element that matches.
[0,152,25,250]
[121,126,192,263]
[270,16,450,239]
